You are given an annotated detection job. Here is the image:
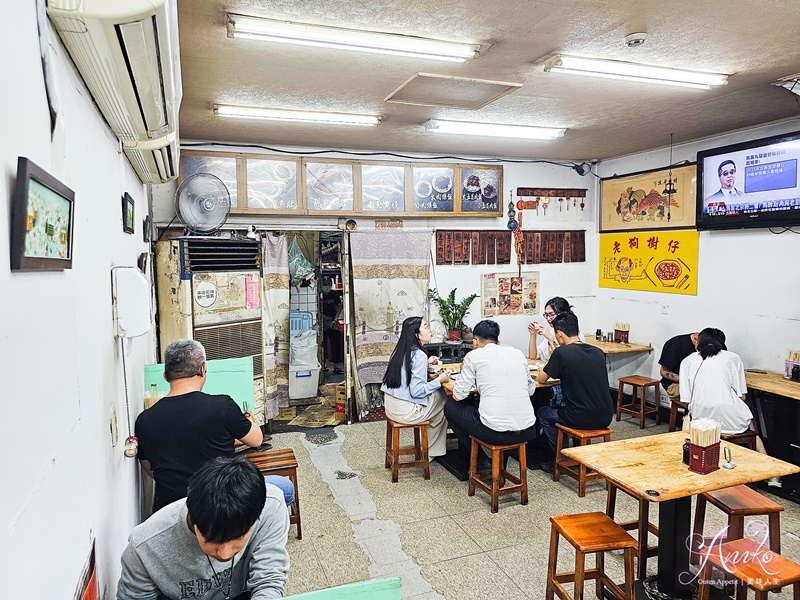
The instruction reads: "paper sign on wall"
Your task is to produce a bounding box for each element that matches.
[482,271,539,316]
[598,229,699,295]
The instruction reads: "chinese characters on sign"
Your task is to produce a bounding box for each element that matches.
[599,229,699,295]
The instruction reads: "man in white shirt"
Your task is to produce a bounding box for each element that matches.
[445,320,537,472]
[706,159,745,201]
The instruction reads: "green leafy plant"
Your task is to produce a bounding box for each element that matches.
[429,288,478,332]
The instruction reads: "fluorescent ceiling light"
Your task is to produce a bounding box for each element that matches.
[227,14,479,62]
[544,55,728,90]
[424,119,566,140]
[214,105,381,127]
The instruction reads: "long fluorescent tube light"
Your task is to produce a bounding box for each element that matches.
[214,105,381,127]
[424,119,566,140]
[227,14,479,63]
[544,55,728,90]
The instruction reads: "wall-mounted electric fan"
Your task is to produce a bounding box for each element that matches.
[174,173,231,234]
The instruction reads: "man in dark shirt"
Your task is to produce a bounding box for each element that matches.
[136,339,293,512]
[536,312,612,474]
[658,332,699,401]
[320,276,344,373]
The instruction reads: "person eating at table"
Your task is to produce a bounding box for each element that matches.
[678,328,779,486]
[446,319,538,474]
[527,296,586,361]
[381,316,450,458]
[536,311,613,474]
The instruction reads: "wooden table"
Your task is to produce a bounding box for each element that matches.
[562,431,800,598]
[584,337,654,355]
[431,359,557,394]
[746,370,800,507]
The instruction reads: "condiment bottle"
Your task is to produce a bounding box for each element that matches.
[124,436,139,458]
[682,438,691,465]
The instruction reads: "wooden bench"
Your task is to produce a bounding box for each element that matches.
[247,448,302,539]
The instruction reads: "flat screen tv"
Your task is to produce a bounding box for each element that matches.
[696,130,800,230]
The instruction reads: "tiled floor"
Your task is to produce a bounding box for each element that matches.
[272,415,800,599]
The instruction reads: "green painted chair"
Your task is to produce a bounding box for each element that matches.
[285,576,401,600]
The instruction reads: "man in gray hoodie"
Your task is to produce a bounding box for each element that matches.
[118,457,289,599]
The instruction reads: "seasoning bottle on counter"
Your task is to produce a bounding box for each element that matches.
[682,438,691,465]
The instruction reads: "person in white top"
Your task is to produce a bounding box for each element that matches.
[447,320,537,472]
[527,296,585,361]
[679,328,774,468]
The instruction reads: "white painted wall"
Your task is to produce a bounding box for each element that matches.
[594,118,800,392]
[0,4,155,597]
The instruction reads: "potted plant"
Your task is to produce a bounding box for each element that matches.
[429,288,478,341]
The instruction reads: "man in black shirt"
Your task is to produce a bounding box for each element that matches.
[536,312,612,474]
[658,332,699,401]
[136,339,293,512]
[320,276,344,373]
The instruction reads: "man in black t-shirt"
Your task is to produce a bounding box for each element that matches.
[658,333,698,401]
[321,276,344,372]
[136,339,293,512]
[536,312,612,473]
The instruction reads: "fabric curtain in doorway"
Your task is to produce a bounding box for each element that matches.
[260,234,291,421]
[349,231,431,389]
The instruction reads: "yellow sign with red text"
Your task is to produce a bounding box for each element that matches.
[599,229,699,295]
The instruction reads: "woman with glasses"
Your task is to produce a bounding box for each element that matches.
[527,297,585,361]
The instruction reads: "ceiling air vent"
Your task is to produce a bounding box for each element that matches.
[385,73,522,110]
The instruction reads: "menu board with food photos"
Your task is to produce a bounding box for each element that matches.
[305,162,354,211]
[481,271,540,317]
[362,164,405,212]
[461,167,501,213]
[413,167,455,213]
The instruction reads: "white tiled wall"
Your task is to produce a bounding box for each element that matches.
[290,279,318,323]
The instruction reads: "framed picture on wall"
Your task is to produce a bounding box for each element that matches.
[122,193,135,234]
[10,157,75,271]
[600,164,697,232]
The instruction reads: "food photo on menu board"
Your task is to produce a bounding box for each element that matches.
[461,167,501,213]
[413,167,454,213]
[481,271,539,317]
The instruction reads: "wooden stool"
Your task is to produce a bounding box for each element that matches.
[247,448,302,539]
[546,512,637,600]
[616,375,661,429]
[721,429,758,450]
[697,538,800,600]
[691,484,783,568]
[468,436,528,513]
[384,419,430,483]
[606,481,659,579]
[668,399,689,432]
[554,423,612,497]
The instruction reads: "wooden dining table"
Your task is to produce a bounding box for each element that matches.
[562,431,800,598]
[583,337,654,355]
[430,358,558,394]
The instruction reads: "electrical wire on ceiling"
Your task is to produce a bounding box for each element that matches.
[181,141,599,178]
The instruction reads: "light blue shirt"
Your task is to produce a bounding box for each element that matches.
[381,348,442,406]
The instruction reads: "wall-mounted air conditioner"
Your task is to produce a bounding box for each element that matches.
[47,0,182,184]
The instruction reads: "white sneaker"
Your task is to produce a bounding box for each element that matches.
[767,477,782,488]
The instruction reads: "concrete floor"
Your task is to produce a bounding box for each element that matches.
[272,416,800,599]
